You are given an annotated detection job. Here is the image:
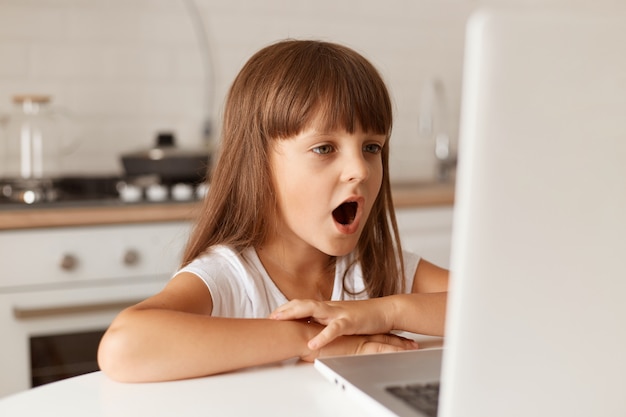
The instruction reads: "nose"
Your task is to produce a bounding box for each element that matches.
[340,151,370,183]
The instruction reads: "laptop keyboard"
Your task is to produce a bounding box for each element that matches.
[385,382,440,417]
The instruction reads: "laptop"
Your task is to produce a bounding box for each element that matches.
[315,8,626,417]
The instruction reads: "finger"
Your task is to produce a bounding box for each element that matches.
[308,318,351,350]
[270,300,326,321]
[269,299,307,319]
[365,334,420,351]
[358,342,408,355]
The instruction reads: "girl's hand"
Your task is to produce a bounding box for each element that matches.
[270,298,396,351]
[299,329,419,362]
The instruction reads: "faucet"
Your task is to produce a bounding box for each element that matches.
[419,78,457,182]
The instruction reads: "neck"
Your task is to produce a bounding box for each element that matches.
[255,240,335,301]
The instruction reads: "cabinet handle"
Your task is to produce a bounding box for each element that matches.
[123,249,140,266]
[13,298,145,319]
[60,254,78,271]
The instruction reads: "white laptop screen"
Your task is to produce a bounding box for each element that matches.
[440,8,626,417]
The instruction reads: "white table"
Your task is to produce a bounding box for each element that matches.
[0,361,361,416]
[0,335,443,416]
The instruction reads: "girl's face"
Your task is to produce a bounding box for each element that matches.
[268,125,385,257]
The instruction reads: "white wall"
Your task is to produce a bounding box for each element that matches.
[0,0,621,181]
[0,0,208,177]
[194,0,474,182]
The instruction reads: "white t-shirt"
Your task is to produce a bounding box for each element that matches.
[175,245,420,318]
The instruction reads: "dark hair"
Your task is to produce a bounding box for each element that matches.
[182,39,404,297]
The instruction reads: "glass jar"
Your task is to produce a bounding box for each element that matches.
[1,95,63,179]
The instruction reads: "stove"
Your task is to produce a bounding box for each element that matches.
[0,175,208,208]
[0,174,196,396]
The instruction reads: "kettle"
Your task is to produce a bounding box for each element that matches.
[0,95,75,180]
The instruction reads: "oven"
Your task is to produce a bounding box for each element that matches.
[0,220,191,398]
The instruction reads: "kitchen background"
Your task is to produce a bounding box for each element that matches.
[1,0,619,184]
[0,0,623,400]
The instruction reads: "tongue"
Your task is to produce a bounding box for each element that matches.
[333,202,357,225]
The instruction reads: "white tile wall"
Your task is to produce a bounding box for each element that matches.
[199,0,479,182]
[0,0,621,181]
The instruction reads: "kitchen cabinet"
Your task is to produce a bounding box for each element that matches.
[0,222,190,289]
[395,206,454,269]
[0,221,191,397]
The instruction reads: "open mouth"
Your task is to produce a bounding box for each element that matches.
[332,201,358,226]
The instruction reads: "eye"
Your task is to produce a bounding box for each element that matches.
[363,143,382,154]
[312,144,334,155]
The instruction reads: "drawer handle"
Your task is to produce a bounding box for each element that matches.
[59,254,78,271]
[123,249,140,266]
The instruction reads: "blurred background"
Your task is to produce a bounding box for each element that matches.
[3,0,618,184]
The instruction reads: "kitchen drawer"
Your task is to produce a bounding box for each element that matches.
[0,222,191,289]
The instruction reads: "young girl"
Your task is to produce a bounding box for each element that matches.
[98,39,449,383]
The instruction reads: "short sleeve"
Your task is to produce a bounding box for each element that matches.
[401,250,421,294]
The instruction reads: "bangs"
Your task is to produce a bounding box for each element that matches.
[256,41,393,139]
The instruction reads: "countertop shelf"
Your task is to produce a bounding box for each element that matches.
[0,182,454,230]
[391,181,455,208]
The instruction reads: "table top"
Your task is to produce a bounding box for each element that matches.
[0,335,443,416]
[0,361,363,417]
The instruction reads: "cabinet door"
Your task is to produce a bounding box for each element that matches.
[395,206,453,268]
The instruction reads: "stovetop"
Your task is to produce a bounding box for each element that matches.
[0,175,207,209]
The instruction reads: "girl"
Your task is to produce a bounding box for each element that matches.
[98,39,448,383]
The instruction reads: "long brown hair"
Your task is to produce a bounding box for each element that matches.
[182,39,405,297]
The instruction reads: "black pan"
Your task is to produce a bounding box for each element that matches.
[120,132,211,183]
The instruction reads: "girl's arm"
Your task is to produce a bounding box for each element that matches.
[270,259,449,350]
[97,272,418,383]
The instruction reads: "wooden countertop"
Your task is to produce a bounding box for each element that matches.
[0,182,454,230]
[391,181,455,209]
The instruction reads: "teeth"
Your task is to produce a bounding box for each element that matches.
[333,202,358,225]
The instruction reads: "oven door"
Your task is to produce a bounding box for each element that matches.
[0,221,189,398]
[0,279,164,398]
